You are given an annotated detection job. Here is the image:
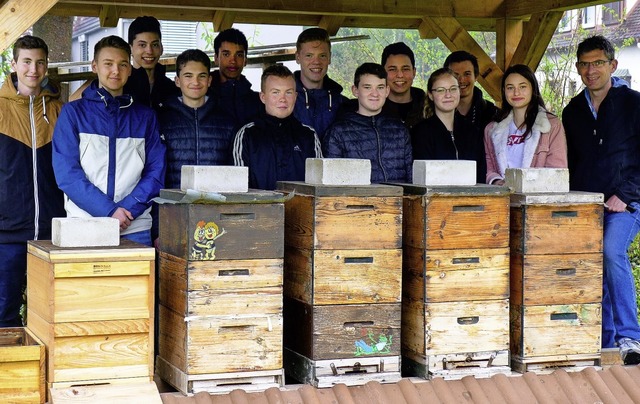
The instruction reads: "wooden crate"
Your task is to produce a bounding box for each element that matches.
[49,381,162,404]
[511,253,602,306]
[510,202,603,255]
[402,298,509,358]
[401,184,510,250]
[402,349,511,380]
[158,189,284,260]
[403,246,509,303]
[156,357,284,394]
[284,348,401,388]
[510,303,601,359]
[26,240,155,385]
[158,305,283,375]
[284,297,401,361]
[277,182,403,250]
[0,327,45,403]
[158,251,283,317]
[284,247,401,305]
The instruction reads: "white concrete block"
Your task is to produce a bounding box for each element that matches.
[412,160,476,186]
[505,168,569,193]
[52,217,120,247]
[305,158,371,185]
[181,165,248,193]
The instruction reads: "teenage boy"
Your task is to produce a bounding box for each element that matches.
[294,27,347,142]
[208,28,261,128]
[444,50,497,137]
[324,63,412,183]
[53,35,165,247]
[160,49,235,189]
[563,35,640,365]
[232,65,322,190]
[0,36,65,326]
[381,42,426,129]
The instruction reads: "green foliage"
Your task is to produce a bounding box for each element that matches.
[628,234,640,323]
[199,23,260,52]
[0,47,12,84]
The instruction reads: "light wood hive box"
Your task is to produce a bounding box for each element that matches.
[26,240,155,385]
[509,192,604,363]
[0,327,45,403]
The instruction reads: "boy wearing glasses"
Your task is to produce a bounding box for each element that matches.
[324,63,412,183]
[563,35,640,365]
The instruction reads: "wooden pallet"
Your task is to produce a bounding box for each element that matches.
[156,356,283,395]
[284,348,401,388]
[511,353,601,374]
[403,350,511,380]
[49,380,161,403]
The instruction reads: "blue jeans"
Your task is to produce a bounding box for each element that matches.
[0,243,27,327]
[121,230,152,247]
[602,201,640,347]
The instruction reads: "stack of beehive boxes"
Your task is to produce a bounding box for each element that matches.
[156,166,285,394]
[508,168,603,372]
[401,161,511,379]
[278,159,403,387]
[26,234,155,391]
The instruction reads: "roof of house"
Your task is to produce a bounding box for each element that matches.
[160,364,640,404]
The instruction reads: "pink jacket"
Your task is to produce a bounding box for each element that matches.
[484,108,568,184]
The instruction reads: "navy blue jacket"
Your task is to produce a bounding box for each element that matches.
[563,85,640,204]
[207,71,262,129]
[159,96,236,189]
[294,71,347,142]
[232,113,322,190]
[324,112,412,183]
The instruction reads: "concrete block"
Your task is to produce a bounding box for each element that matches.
[412,160,476,186]
[181,166,248,193]
[505,168,569,194]
[305,158,371,185]
[52,217,120,247]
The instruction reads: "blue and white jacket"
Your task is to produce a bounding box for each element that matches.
[52,81,165,235]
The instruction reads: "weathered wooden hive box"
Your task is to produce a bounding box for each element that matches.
[509,192,604,372]
[26,240,155,388]
[278,181,403,387]
[156,189,285,394]
[0,327,46,403]
[400,183,511,379]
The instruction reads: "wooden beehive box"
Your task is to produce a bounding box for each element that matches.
[284,297,401,360]
[158,189,285,260]
[26,240,155,385]
[0,327,45,403]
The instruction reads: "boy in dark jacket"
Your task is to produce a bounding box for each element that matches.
[160,49,235,189]
[232,65,322,190]
[324,63,412,183]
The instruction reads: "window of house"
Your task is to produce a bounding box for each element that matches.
[80,38,89,72]
[582,6,597,28]
[603,1,623,25]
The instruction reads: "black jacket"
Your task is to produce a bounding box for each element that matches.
[232,113,322,190]
[458,86,497,139]
[411,113,486,184]
[294,71,347,142]
[208,71,262,129]
[124,64,179,113]
[159,96,236,189]
[562,85,640,204]
[324,112,412,183]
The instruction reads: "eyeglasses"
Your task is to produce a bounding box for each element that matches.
[577,60,612,70]
[431,86,460,95]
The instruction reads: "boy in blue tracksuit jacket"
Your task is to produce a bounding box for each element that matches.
[53,36,165,246]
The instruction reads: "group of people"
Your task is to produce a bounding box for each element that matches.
[1,16,639,366]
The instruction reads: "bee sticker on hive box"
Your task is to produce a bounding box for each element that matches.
[190,220,226,260]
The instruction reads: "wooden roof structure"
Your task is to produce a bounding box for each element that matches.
[0,0,612,99]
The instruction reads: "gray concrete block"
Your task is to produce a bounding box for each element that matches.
[181,166,248,192]
[412,160,476,186]
[52,217,120,247]
[510,191,604,206]
[305,158,371,185]
[505,168,569,194]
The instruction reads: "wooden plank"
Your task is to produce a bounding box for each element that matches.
[511,253,602,306]
[212,10,236,32]
[495,18,523,69]
[0,328,45,404]
[27,240,155,262]
[0,0,58,53]
[27,253,55,323]
[510,12,564,69]
[403,349,511,379]
[319,15,345,36]
[98,4,120,27]
[52,261,150,278]
[511,354,601,374]
[50,381,161,404]
[278,181,403,197]
[283,194,315,251]
[284,246,314,303]
[401,298,426,358]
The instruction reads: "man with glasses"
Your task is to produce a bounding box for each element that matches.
[563,35,640,365]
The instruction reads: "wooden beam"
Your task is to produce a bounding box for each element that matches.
[0,0,58,53]
[507,0,609,18]
[418,19,437,39]
[510,11,564,70]
[213,10,236,32]
[422,16,502,101]
[99,5,120,28]
[319,15,345,36]
[495,18,523,70]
